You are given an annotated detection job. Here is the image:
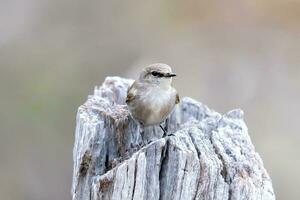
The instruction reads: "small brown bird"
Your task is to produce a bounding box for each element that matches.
[126,63,180,136]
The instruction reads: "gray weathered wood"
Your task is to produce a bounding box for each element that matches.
[72,76,275,200]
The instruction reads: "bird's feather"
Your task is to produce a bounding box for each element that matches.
[126,81,137,104]
[175,93,180,104]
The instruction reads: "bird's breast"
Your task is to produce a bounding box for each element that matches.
[134,88,176,126]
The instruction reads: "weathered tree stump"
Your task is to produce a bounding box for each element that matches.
[71,77,275,200]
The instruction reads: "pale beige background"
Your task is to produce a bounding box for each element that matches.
[0,0,299,199]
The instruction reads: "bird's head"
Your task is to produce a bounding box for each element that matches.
[139,63,176,88]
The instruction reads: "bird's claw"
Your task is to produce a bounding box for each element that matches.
[166,133,175,137]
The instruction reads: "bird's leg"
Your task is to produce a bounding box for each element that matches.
[160,119,176,137]
[139,123,146,147]
[160,124,167,137]
[164,118,169,132]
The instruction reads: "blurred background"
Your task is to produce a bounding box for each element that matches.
[0,0,299,199]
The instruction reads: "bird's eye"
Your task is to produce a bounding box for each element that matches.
[151,71,164,77]
[151,71,161,77]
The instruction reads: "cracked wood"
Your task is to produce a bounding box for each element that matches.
[72,77,275,200]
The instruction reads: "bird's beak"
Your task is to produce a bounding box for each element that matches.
[165,73,177,77]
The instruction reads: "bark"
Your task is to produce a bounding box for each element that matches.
[71,77,275,200]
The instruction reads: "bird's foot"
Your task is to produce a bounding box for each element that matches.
[160,124,167,137]
[159,124,176,137]
[166,132,175,137]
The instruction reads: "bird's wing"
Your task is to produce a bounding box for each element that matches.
[126,81,137,104]
[175,93,180,104]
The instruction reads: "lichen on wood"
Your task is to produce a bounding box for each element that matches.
[72,77,275,200]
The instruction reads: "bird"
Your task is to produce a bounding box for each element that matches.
[126,63,180,137]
